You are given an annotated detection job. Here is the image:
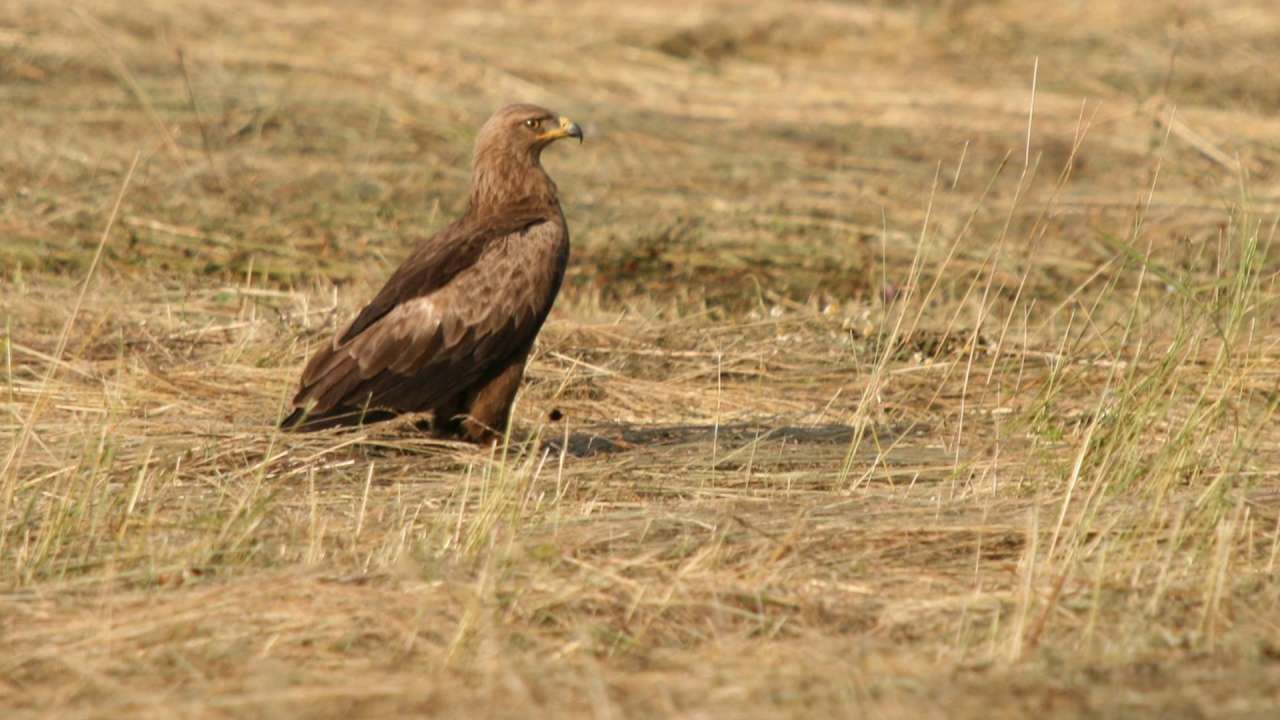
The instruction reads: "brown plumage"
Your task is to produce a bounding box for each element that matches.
[281,103,583,442]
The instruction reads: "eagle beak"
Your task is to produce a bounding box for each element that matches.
[541,116,584,144]
[563,117,584,143]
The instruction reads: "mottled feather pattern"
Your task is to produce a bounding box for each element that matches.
[290,220,567,417]
[335,201,551,347]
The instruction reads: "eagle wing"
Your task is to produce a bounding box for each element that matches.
[284,210,568,428]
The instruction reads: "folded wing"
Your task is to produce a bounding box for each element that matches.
[283,212,567,429]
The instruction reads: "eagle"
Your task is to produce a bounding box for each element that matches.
[280,103,583,442]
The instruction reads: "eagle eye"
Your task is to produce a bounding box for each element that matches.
[523,118,541,130]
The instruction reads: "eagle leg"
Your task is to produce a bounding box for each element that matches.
[459,352,529,443]
[427,392,467,438]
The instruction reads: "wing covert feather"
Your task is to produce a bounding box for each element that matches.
[336,201,551,346]
[290,217,568,419]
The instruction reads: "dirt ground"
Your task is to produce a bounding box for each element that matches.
[4,1,1280,717]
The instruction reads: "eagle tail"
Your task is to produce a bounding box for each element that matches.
[278,405,398,432]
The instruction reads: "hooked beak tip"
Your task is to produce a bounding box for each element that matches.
[561,117,584,144]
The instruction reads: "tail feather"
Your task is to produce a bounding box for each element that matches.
[279,405,397,432]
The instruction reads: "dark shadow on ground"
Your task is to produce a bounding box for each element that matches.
[543,422,913,458]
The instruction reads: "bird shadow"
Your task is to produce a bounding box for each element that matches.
[541,422,909,458]
[310,419,923,466]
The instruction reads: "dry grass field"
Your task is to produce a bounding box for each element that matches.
[5,0,1280,717]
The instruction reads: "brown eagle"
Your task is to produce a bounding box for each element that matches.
[281,103,583,442]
